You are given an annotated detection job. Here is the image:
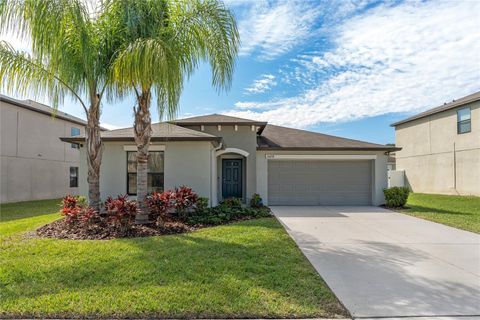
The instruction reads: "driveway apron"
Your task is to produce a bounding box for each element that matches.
[271,206,480,318]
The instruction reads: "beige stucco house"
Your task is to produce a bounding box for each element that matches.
[1,95,86,203]
[63,114,397,206]
[392,91,480,196]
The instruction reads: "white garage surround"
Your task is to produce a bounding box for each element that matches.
[265,154,377,160]
[256,151,389,206]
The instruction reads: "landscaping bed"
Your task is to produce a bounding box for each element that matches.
[35,189,272,240]
[36,207,271,240]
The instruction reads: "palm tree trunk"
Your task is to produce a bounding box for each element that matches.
[134,90,152,224]
[86,94,103,212]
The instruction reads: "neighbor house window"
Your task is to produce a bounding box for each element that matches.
[70,167,78,187]
[71,127,81,149]
[127,151,164,195]
[457,107,471,134]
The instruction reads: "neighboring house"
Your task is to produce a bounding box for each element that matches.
[0,95,87,203]
[387,153,396,171]
[392,91,480,196]
[62,114,398,206]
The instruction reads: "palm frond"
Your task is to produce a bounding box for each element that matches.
[167,0,240,91]
[106,0,239,121]
[0,40,87,112]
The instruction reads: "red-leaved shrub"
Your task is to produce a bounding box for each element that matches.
[146,190,175,217]
[146,186,199,221]
[104,195,138,228]
[175,186,199,212]
[61,195,97,224]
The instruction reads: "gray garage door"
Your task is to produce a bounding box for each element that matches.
[268,160,372,205]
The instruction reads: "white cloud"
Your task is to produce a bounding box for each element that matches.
[229,0,480,128]
[244,74,277,94]
[237,0,321,59]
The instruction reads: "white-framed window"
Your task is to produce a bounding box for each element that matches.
[127,151,164,195]
[457,107,471,134]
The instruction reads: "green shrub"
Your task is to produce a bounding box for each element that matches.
[384,187,410,208]
[219,197,242,209]
[186,205,271,226]
[250,193,263,208]
[76,196,88,207]
[196,197,209,211]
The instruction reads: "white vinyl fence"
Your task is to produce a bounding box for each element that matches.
[388,170,405,188]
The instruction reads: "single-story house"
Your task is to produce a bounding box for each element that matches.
[392,91,479,196]
[62,114,399,206]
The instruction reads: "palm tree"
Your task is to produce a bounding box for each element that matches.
[0,0,120,212]
[104,0,239,223]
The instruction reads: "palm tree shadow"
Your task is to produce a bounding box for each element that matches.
[405,205,475,216]
[1,218,348,318]
[290,230,480,317]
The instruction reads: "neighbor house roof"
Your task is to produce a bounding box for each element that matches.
[60,122,222,145]
[1,94,91,128]
[172,113,267,128]
[257,124,399,151]
[391,91,480,127]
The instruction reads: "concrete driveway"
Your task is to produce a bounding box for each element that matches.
[271,206,480,318]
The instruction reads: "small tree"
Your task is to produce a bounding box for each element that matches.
[104,0,240,223]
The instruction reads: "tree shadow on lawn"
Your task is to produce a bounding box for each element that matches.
[403,205,476,216]
[291,230,480,317]
[0,218,347,318]
[0,199,61,222]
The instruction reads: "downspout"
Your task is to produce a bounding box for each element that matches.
[211,142,223,207]
[453,142,459,194]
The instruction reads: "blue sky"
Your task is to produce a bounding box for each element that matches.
[2,0,480,144]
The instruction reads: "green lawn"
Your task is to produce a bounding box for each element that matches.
[0,199,347,319]
[402,193,480,233]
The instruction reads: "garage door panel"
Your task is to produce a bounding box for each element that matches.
[268,160,372,205]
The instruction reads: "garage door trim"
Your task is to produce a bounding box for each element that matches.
[265,154,377,160]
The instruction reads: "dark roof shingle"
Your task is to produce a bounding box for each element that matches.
[61,122,221,143]
[258,124,399,151]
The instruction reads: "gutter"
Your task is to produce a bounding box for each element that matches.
[60,136,223,143]
[256,146,402,152]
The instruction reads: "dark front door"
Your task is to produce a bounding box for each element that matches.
[222,159,243,199]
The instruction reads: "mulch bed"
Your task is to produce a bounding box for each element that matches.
[36,214,270,240]
[37,218,196,240]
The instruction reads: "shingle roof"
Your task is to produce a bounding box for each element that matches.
[1,94,89,127]
[258,124,399,151]
[60,122,221,144]
[391,91,480,127]
[172,113,267,127]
